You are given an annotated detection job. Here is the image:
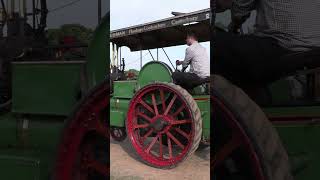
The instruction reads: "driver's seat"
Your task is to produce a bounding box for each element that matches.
[172,71,210,91]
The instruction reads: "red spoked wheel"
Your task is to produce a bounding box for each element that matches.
[212,95,264,180]
[127,82,202,169]
[53,81,109,180]
[212,75,293,180]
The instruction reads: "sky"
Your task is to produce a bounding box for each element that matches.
[4,0,109,28]
[46,0,109,28]
[110,0,210,70]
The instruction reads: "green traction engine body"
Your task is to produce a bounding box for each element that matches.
[0,16,108,179]
[263,74,320,180]
[110,61,211,142]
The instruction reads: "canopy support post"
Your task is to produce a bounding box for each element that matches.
[116,46,119,69]
[140,49,142,69]
[157,48,159,61]
[148,49,155,61]
[119,47,122,63]
[162,48,175,69]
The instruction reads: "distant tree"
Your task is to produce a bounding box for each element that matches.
[47,24,94,45]
[126,69,139,75]
[125,69,139,79]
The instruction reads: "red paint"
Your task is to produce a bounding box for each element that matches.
[127,84,195,168]
[53,82,109,180]
[212,95,265,180]
[194,98,210,101]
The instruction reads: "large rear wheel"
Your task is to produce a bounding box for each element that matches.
[212,75,293,180]
[53,81,109,180]
[126,82,202,169]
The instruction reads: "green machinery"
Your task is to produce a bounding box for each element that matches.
[110,9,211,168]
[0,2,109,179]
[213,3,320,180]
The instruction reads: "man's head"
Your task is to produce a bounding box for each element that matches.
[186,31,198,46]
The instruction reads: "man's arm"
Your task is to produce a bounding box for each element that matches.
[180,47,193,71]
[230,0,256,32]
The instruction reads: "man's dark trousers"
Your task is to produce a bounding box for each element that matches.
[212,30,292,91]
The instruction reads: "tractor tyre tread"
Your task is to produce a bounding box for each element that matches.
[212,75,293,180]
[163,82,202,158]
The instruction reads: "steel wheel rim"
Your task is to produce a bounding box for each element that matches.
[127,84,195,167]
[212,95,264,180]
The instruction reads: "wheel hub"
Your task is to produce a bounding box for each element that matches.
[151,117,169,132]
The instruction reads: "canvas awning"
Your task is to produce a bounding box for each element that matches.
[110,8,210,51]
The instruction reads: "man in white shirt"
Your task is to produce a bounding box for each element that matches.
[173,32,210,89]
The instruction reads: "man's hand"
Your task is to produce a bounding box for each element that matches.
[176,60,182,66]
[228,14,245,34]
[228,22,241,34]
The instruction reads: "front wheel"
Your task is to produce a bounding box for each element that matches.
[126,82,202,169]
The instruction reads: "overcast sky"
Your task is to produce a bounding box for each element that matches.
[47,0,109,28]
[5,0,109,28]
[110,0,210,70]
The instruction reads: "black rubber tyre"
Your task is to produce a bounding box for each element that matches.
[212,75,293,180]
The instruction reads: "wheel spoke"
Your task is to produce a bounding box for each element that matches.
[164,94,177,115]
[145,135,159,153]
[212,134,242,168]
[81,141,108,176]
[172,105,185,117]
[174,127,190,140]
[141,128,154,142]
[137,112,152,122]
[139,99,154,114]
[151,93,159,115]
[167,132,185,149]
[159,89,166,112]
[134,124,149,129]
[171,119,192,125]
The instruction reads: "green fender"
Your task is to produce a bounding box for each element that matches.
[86,14,109,89]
